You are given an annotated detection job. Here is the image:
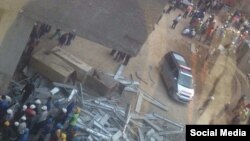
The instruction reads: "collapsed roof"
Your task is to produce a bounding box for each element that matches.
[22,0,167,57]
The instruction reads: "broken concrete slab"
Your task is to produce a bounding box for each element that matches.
[114,64,125,80]
[146,128,155,136]
[135,93,143,113]
[50,87,60,95]
[158,129,184,136]
[99,114,110,125]
[51,47,93,81]
[152,113,183,129]
[85,70,118,96]
[53,82,76,89]
[31,49,75,83]
[84,127,111,140]
[112,130,123,141]
[68,89,77,101]
[138,128,145,141]
[152,133,164,141]
[144,118,162,132]
[93,120,112,136]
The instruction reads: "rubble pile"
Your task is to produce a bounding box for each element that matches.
[6,62,184,141]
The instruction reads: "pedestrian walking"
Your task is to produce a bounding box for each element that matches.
[171,14,182,29]
[50,29,61,40]
[20,81,35,104]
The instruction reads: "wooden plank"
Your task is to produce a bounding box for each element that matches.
[31,49,75,82]
[135,94,143,113]
[52,47,93,81]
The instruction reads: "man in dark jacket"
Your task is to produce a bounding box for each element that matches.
[21,81,35,104]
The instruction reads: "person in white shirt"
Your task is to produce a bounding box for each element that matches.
[171,14,182,29]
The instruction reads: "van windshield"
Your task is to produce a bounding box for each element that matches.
[178,72,193,89]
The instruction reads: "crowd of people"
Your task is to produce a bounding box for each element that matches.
[110,49,131,66]
[0,80,81,141]
[167,0,249,47]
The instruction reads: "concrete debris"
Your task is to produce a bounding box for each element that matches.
[10,59,184,141]
[144,118,162,132]
[68,89,77,101]
[50,87,60,95]
[152,113,183,129]
[114,64,125,80]
[135,93,143,113]
[146,128,155,136]
[138,128,145,141]
[52,82,76,89]
[158,129,184,136]
[112,130,123,141]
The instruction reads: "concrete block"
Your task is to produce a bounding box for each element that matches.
[138,128,145,141]
[99,114,110,125]
[144,119,162,132]
[85,70,118,96]
[52,47,93,81]
[30,49,75,82]
[146,129,155,136]
[50,87,60,95]
[112,130,122,141]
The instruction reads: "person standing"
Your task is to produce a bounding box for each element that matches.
[32,106,48,135]
[58,33,69,47]
[46,97,53,111]
[171,14,182,29]
[66,31,76,46]
[37,117,53,141]
[20,81,35,104]
[183,4,193,18]
[18,116,27,136]
[24,104,36,128]
[53,108,68,127]
[67,107,80,131]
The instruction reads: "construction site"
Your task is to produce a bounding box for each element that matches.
[0,0,250,141]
